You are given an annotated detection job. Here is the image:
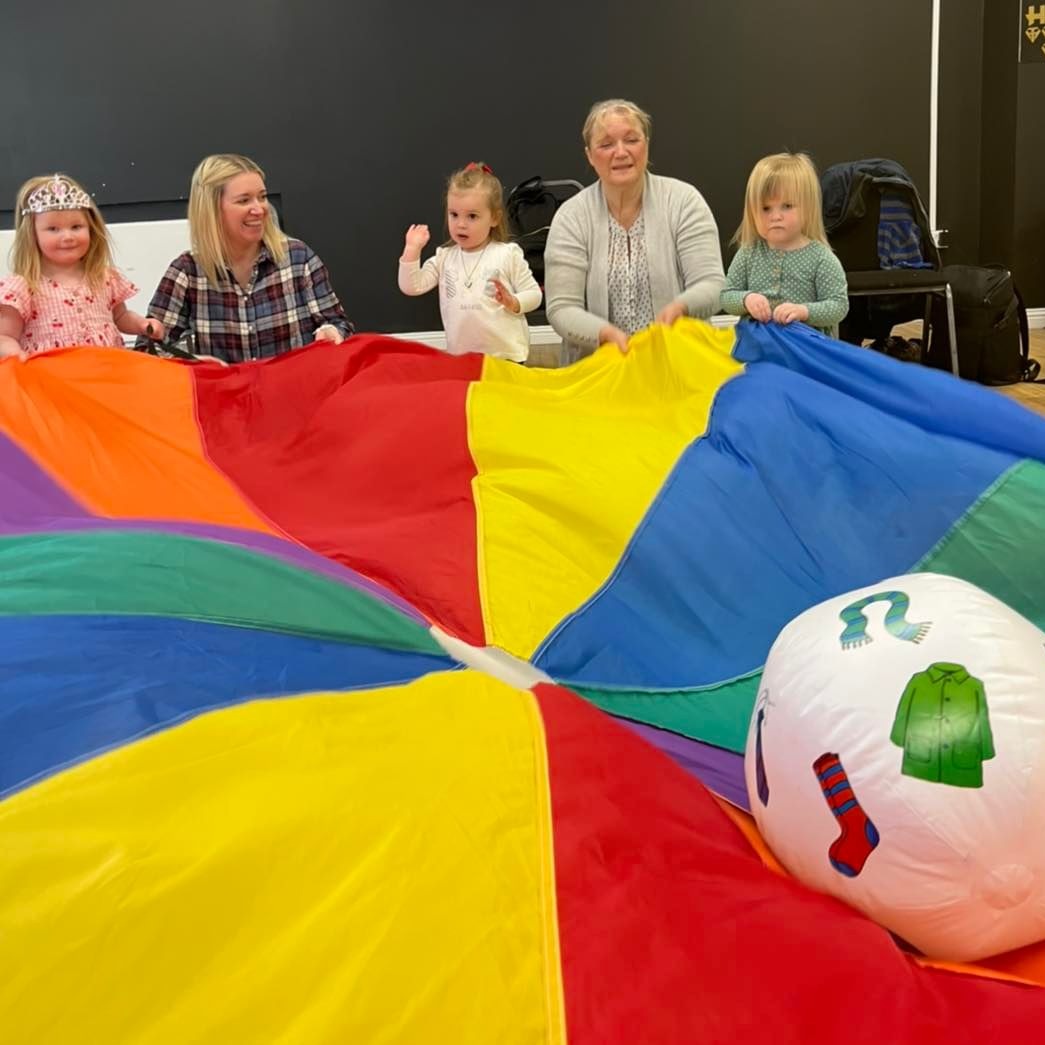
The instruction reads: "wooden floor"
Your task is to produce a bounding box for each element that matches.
[996,329,1045,417]
[893,323,1045,418]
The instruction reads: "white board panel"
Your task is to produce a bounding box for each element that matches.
[0,219,190,319]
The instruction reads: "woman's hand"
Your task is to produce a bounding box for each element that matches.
[402,224,430,261]
[314,323,344,344]
[490,278,520,313]
[656,301,687,326]
[743,293,772,322]
[599,323,630,353]
[772,302,810,324]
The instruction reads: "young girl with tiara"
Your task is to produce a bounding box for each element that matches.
[398,163,541,362]
[0,174,164,360]
[720,152,848,334]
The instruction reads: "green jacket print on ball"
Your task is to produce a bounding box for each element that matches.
[890,662,995,788]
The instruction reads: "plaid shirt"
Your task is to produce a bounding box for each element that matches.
[143,238,353,362]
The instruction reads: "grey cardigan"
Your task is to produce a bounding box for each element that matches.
[544,174,725,360]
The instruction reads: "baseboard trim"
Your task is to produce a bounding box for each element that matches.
[387,314,740,351]
[386,326,562,351]
[391,308,1043,351]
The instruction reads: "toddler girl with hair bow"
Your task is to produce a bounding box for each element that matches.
[0,174,163,360]
[398,162,541,362]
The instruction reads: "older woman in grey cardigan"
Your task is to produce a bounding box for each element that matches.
[544,99,725,362]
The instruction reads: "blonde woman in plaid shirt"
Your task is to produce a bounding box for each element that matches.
[0,173,165,360]
[143,155,352,364]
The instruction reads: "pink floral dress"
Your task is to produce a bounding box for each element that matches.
[0,269,136,355]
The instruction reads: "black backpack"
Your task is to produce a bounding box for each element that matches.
[505,176,582,288]
[925,265,1039,385]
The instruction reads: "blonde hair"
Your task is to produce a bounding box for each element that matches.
[188,154,287,285]
[10,174,113,292]
[581,98,652,149]
[733,152,828,248]
[445,163,510,243]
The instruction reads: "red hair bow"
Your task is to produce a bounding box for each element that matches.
[465,162,493,174]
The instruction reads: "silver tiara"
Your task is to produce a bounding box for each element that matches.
[22,175,93,216]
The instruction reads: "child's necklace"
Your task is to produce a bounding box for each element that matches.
[459,244,489,289]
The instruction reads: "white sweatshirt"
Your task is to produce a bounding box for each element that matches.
[398,240,542,362]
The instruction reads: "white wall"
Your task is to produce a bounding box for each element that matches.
[0,219,190,320]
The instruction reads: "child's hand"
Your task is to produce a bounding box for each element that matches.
[402,224,430,260]
[490,278,519,313]
[0,332,26,361]
[744,293,772,322]
[314,323,343,345]
[141,319,166,341]
[656,301,687,326]
[772,302,810,324]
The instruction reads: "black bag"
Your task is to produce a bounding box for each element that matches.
[135,330,228,365]
[505,177,581,288]
[868,335,924,364]
[925,265,1038,385]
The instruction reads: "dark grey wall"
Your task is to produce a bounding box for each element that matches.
[939,0,985,265]
[1014,58,1045,302]
[979,0,1019,268]
[976,0,1045,303]
[2,0,938,331]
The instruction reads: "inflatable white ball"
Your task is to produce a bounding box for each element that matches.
[745,572,1045,961]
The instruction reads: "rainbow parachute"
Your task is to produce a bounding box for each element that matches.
[2,320,1045,1042]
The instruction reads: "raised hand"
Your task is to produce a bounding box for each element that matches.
[402,224,431,260]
